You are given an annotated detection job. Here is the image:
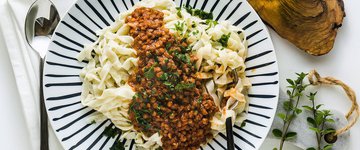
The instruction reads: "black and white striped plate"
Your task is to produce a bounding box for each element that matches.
[43,0,279,149]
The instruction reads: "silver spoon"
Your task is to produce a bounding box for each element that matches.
[24,0,60,149]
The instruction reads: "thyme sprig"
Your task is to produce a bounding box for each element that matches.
[304,92,336,150]
[273,73,309,150]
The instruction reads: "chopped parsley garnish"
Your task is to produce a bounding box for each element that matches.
[175,53,191,65]
[144,66,155,79]
[218,33,231,47]
[175,83,195,91]
[197,96,203,104]
[163,81,175,91]
[103,125,120,138]
[196,10,213,20]
[156,103,163,115]
[130,102,151,130]
[90,120,96,124]
[174,51,191,65]
[177,9,182,18]
[192,30,200,35]
[175,21,185,32]
[167,72,180,83]
[164,81,173,87]
[165,42,172,51]
[159,73,169,80]
[241,122,246,128]
[183,5,213,20]
[205,19,218,26]
[110,140,125,150]
[179,44,192,53]
[205,19,218,30]
[191,21,197,28]
[132,92,140,100]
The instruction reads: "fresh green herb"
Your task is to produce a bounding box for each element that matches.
[132,92,141,100]
[191,21,197,28]
[303,92,335,150]
[110,140,125,150]
[168,72,180,83]
[164,81,175,91]
[205,19,218,26]
[144,66,155,79]
[130,102,151,130]
[177,9,183,18]
[179,45,192,53]
[205,19,218,30]
[165,42,172,51]
[180,38,187,43]
[197,96,203,104]
[192,30,199,35]
[175,53,191,65]
[175,83,195,91]
[196,10,213,20]
[183,5,213,20]
[184,5,193,14]
[164,81,173,86]
[90,120,96,124]
[175,21,185,32]
[156,103,163,115]
[272,72,309,150]
[240,122,246,128]
[218,33,231,47]
[160,73,169,80]
[153,54,159,62]
[103,125,120,138]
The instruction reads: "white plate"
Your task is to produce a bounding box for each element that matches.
[43,0,279,149]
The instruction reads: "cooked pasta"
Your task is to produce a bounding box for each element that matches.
[77,0,250,149]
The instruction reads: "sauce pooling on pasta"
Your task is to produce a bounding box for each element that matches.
[127,7,218,150]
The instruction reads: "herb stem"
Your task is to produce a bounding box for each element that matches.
[279,88,295,150]
[311,98,321,150]
[279,80,304,150]
[273,73,308,150]
[279,92,301,150]
[318,115,327,150]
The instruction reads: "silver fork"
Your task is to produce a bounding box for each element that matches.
[24,0,60,149]
[204,69,238,150]
[226,69,239,150]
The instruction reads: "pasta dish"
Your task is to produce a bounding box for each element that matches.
[77,0,250,149]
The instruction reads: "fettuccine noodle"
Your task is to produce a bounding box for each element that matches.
[77,0,250,149]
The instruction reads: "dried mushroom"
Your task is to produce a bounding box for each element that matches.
[248,0,345,56]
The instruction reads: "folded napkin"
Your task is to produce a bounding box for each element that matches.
[0,0,75,149]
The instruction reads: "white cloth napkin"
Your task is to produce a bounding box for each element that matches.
[0,0,75,149]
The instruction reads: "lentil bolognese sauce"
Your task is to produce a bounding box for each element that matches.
[126,7,218,150]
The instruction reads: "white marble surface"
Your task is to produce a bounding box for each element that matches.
[0,0,359,149]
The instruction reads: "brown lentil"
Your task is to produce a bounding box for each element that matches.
[126,7,218,150]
